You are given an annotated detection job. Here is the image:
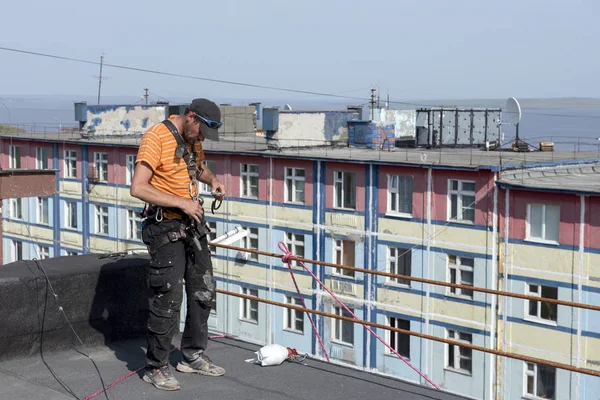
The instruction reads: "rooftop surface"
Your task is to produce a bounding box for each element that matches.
[2,130,599,170]
[498,162,600,195]
[0,335,467,400]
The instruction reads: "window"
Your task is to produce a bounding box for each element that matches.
[285,167,305,203]
[67,251,78,256]
[11,240,23,262]
[95,205,109,234]
[65,201,77,229]
[241,163,259,198]
[448,255,474,298]
[285,232,304,268]
[527,284,558,323]
[524,362,555,399]
[387,317,410,358]
[208,221,217,254]
[333,306,354,345]
[240,287,259,322]
[37,245,50,259]
[64,150,77,178]
[37,197,49,225]
[94,152,109,181]
[241,226,259,261]
[284,296,304,333]
[199,160,217,193]
[527,204,560,243]
[126,154,136,185]
[334,171,356,209]
[388,175,412,215]
[9,145,20,169]
[447,330,472,374]
[127,209,142,240]
[9,198,22,219]
[333,239,355,277]
[448,180,475,223]
[387,247,411,286]
[36,147,49,170]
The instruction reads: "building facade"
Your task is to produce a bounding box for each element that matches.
[1,105,599,400]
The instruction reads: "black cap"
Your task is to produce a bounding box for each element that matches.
[189,98,221,141]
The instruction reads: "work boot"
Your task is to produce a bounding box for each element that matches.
[176,353,225,376]
[143,365,181,391]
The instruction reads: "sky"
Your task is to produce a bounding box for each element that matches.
[0,0,599,107]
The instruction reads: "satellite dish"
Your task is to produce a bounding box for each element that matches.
[504,97,521,125]
[283,104,293,111]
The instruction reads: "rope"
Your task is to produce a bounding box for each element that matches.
[277,241,441,390]
[280,243,330,363]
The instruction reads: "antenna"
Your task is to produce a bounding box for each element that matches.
[143,88,149,105]
[504,97,522,141]
[93,55,108,105]
[370,88,376,120]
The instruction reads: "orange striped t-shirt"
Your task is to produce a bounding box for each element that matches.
[135,115,205,199]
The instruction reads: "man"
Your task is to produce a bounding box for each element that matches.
[131,98,226,391]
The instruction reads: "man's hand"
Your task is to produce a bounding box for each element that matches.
[179,198,204,224]
[211,178,226,201]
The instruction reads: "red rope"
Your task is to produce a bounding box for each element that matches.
[277,241,441,390]
[281,243,330,362]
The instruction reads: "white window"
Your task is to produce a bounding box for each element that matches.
[9,145,20,169]
[387,317,410,358]
[527,284,558,323]
[208,221,217,254]
[285,232,304,268]
[11,240,23,262]
[241,226,259,261]
[447,255,474,299]
[125,154,136,185]
[64,150,77,178]
[37,245,50,259]
[447,330,472,374]
[241,163,259,198]
[127,209,142,240]
[9,198,22,219]
[65,201,77,229]
[333,239,355,277]
[334,171,356,209]
[240,287,259,322]
[527,204,560,243]
[387,247,411,286]
[448,180,475,223]
[285,167,305,203]
[388,175,412,215]
[524,362,555,399]
[36,147,49,170]
[95,205,109,234]
[199,160,217,193]
[284,296,304,333]
[94,152,108,182]
[37,197,49,225]
[332,306,354,345]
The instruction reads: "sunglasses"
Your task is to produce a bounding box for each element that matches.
[195,113,222,129]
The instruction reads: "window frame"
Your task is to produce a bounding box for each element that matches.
[240,287,259,323]
[37,197,49,225]
[446,329,473,375]
[525,284,558,325]
[11,240,23,262]
[125,154,136,185]
[36,147,49,170]
[386,246,411,286]
[447,179,476,223]
[446,255,475,299]
[241,226,259,261]
[10,198,22,220]
[284,167,306,204]
[285,232,305,268]
[333,171,356,210]
[126,209,142,240]
[95,204,109,235]
[333,239,355,277]
[9,145,21,169]
[37,245,50,259]
[387,174,413,216]
[283,296,304,334]
[65,201,77,229]
[523,362,556,399]
[332,306,354,346]
[385,316,410,358]
[64,150,77,179]
[526,203,560,244]
[94,152,109,182]
[240,163,259,199]
[199,160,217,194]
